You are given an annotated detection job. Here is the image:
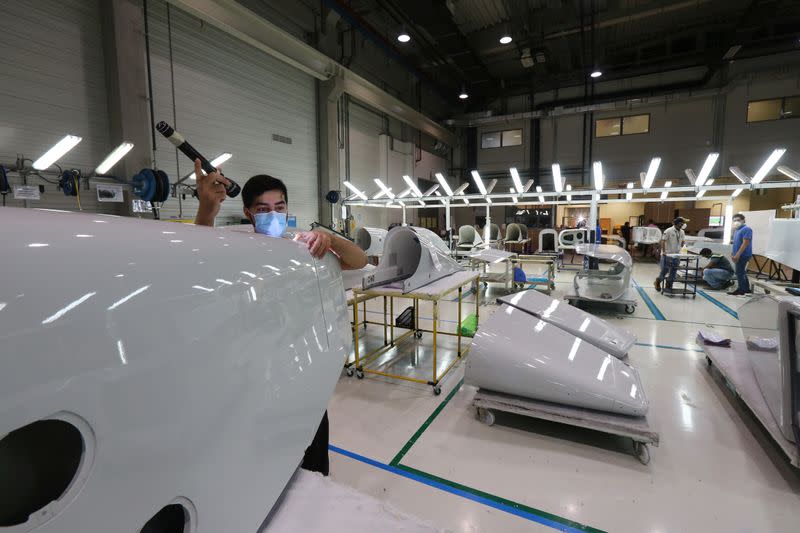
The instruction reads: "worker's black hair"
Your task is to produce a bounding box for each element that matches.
[733,212,745,221]
[242,175,288,208]
[699,248,713,257]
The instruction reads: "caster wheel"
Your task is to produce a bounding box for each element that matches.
[346,367,354,377]
[356,370,364,379]
[634,442,651,465]
[625,304,635,314]
[433,385,442,396]
[414,331,423,339]
[477,408,495,426]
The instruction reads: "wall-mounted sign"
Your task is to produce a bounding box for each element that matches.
[97,184,124,202]
[132,199,150,213]
[13,185,40,200]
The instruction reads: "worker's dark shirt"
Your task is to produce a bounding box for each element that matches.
[707,254,734,273]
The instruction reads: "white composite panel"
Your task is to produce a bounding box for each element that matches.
[0,0,120,214]
[147,0,317,226]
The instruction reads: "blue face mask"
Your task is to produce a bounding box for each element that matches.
[253,211,287,237]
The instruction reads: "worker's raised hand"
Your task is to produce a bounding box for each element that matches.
[194,159,231,226]
[295,230,332,259]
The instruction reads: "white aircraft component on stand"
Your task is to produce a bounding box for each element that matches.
[0,208,349,533]
[354,226,387,257]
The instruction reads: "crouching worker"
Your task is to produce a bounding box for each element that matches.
[193,159,368,476]
[699,248,734,290]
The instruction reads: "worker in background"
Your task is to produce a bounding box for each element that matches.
[620,221,632,251]
[655,217,685,293]
[699,248,734,290]
[193,159,368,476]
[729,212,753,296]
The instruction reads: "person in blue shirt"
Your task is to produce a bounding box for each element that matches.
[729,212,753,295]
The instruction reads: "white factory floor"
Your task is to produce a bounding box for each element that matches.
[325,261,800,533]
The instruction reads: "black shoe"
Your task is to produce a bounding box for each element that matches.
[727,290,745,296]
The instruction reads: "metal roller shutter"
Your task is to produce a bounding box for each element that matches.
[0,0,117,214]
[347,102,385,228]
[146,0,318,227]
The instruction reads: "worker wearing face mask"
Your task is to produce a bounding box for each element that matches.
[728,213,753,296]
[192,159,367,476]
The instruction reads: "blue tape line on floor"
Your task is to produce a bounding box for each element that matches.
[450,288,475,302]
[697,290,739,319]
[329,444,591,533]
[632,279,665,321]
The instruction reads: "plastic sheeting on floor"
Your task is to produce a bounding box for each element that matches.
[260,469,446,533]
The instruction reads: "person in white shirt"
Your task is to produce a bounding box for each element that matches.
[655,217,685,293]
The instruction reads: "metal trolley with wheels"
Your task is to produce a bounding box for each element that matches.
[563,243,638,314]
[350,271,480,395]
[472,388,659,465]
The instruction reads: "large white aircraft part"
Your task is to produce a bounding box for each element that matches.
[466,303,648,416]
[738,294,800,442]
[0,208,349,532]
[558,228,588,250]
[631,226,662,245]
[498,289,636,359]
[410,226,450,255]
[362,226,462,293]
[537,229,557,253]
[573,244,633,303]
[354,226,387,257]
[504,223,527,243]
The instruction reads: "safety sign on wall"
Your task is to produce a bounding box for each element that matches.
[13,185,40,201]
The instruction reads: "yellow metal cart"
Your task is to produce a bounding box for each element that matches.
[348,271,480,394]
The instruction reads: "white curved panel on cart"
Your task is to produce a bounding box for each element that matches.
[738,294,797,442]
[0,207,349,532]
[355,226,387,257]
[362,226,462,293]
[498,290,636,359]
[538,229,557,253]
[466,304,647,416]
[558,228,588,250]
[505,223,522,242]
[576,244,633,269]
[411,226,450,255]
[457,225,483,250]
[602,234,626,248]
[573,244,633,302]
[342,264,376,291]
[631,226,661,245]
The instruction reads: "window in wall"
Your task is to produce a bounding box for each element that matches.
[622,114,650,134]
[595,114,649,137]
[502,129,523,146]
[481,129,523,148]
[746,96,800,122]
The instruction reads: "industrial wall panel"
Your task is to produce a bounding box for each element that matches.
[347,101,384,228]
[146,0,318,227]
[0,0,121,214]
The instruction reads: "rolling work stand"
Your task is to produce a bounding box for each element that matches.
[344,289,380,371]
[662,253,699,298]
[348,271,480,395]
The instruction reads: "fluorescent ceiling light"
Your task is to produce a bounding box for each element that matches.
[751,148,786,184]
[435,172,454,196]
[590,70,602,78]
[397,32,410,43]
[471,170,487,195]
[509,187,518,204]
[536,185,545,203]
[499,35,512,44]
[373,178,395,199]
[643,157,661,189]
[463,198,469,205]
[566,183,572,202]
[453,182,469,195]
[777,165,800,181]
[684,168,697,185]
[731,186,745,198]
[33,135,82,170]
[402,175,423,197]
[729,166,750,183]
[722,44,741,60]
[626,182,634,201]
[552,164,563,193]
[510,167,523,193]
[486,197,492,204]
[187,153,232,180]
[695,152,719,187]
[523,179,534,192]
[660,181,672,200]
[486,178,498,194]
[95,141,134,174]
[397,187,412,198]
[696,178,714,198]
[397,199,405,207]
[592,161,604,191]
[422,184,440,197]
[459,92,469,100]
[343,181,368,200]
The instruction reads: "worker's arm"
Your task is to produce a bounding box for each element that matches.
[732,238,751,262]
[193,159,231,227]
[294,229,368,270]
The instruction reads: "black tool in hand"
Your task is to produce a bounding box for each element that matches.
[156,121,241,198]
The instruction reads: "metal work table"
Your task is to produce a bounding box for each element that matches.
[349,271,480,394]
[467,248,517,291]
[663,253,699,298]
[509,255,556,292]
[345,289,381,370]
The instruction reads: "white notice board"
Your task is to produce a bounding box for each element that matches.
[740,210,775,256]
